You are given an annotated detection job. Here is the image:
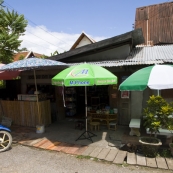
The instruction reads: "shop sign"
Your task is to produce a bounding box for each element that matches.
[121,91,129,98]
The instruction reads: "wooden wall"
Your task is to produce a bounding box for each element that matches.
[135,2,173,45]
[0,100,51,127]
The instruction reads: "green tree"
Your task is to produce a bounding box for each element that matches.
[19,54,25,60]
[40,54,48,59]
[0,0,5,8]
[17,47,28,52]
[0,2,28,63]
[50,50,59,56]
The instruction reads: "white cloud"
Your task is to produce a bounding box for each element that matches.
[19,25,106,56]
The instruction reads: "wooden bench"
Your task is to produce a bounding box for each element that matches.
[129,119,141,137]
[88,112,118,129]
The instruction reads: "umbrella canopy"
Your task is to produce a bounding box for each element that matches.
[0,64,20,80]
[0,57,67,71]
[52,63,117,86]
[119,64,173,91]
[52,63,117,142]
[0,57,67,91]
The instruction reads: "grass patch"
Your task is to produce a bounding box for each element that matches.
[76,155,91,159]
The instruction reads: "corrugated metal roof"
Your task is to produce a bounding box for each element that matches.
[68,45,173,67]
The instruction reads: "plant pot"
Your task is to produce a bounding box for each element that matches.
[139,136,162,157]
[36,125,45,133]
[169,143,173,156]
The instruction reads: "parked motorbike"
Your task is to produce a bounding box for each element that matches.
[0,125,12,152]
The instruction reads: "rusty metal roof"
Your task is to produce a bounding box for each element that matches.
[135,1,173,45]
[68,45,173,67]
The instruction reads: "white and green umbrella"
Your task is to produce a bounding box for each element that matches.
[119,64,173,91]
[52,63,117,142]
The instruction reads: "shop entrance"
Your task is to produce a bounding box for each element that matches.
[75,86,109,117]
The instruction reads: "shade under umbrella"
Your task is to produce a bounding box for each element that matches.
[52,63,117,142]
[0,57,68,125]
[0,64,20,80]
[119,64,173,91]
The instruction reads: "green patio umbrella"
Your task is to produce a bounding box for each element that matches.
[52,63,117,142]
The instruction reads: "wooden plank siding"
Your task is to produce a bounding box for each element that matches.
[135,2,173,45]
[0,100,51,127]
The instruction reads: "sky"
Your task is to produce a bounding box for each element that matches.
[3,0,169,56]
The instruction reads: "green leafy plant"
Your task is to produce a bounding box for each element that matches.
[158,148,172,158]
[143,95,173,136]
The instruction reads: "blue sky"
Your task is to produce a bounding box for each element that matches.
[4,0,168,55]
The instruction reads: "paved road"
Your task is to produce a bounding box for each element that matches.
[0,144,171,173]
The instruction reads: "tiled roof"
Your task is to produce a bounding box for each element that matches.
[13,52,29,61]
[13,51,43,61]
[68,45,173,67]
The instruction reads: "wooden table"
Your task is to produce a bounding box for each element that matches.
[88,112,118,129]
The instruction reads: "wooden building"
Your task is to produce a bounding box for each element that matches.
[135,1,173,45]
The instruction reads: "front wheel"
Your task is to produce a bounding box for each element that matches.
[0,131,12,152]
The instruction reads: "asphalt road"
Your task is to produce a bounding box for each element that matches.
[0,144,171,173]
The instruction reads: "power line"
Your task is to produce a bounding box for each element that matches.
[3,1,70,51]
[21,39,57,52]
[24,17,72,47]
[26,30,65,51]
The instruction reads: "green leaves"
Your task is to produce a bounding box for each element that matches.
[0,8,28,63]
[143,95,173,135]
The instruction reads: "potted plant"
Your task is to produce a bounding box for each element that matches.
[140,95,173,157]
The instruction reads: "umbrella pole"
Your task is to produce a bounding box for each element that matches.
[76,86,96,142]
[157,90,160,96]
[85,86,87,131]
[34,70,41,125]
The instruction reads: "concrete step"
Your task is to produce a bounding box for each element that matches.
[105,148,118,162]
[127,152,136,165]
[113,150,127,164]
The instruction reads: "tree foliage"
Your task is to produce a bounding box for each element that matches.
[50,50,59,56]
[18,47,28,52]
[0,2,28,63]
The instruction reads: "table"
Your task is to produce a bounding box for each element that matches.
[88,112,118,129]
